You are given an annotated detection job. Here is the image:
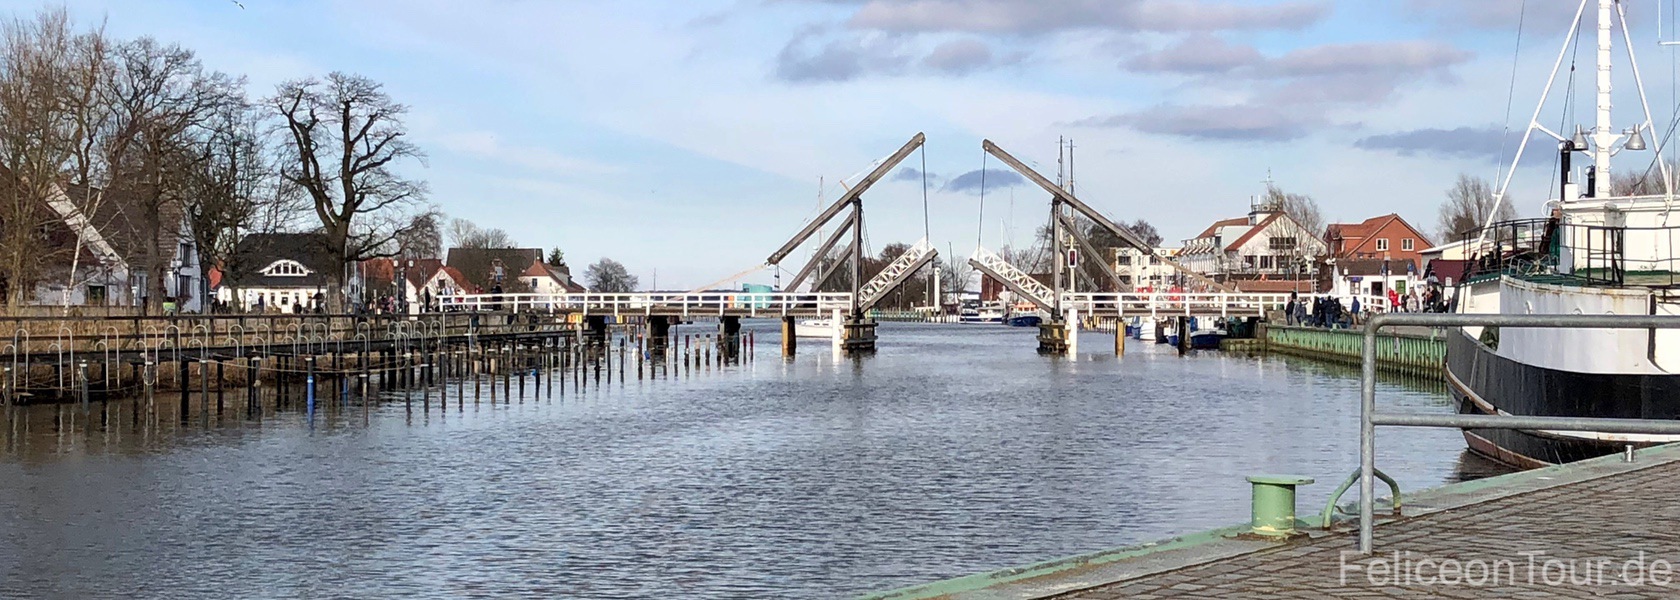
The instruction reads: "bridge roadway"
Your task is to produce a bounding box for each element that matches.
[438,292,1388,320]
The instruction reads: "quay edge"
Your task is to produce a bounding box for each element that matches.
[860,442,1680,600]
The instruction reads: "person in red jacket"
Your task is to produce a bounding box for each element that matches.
[1387,288,1401,313]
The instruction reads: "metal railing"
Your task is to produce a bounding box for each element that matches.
[437,291,853,316]
[1061,292,1390,316]
[1357,312,1680,553]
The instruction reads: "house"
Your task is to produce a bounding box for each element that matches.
[1178,196,1327,284]
[1110,247,1179,291]
[1325,214,1433,265]
[58,176,200,309]
[444,247,583,294]
[1324,214,1434,298]
[359,257,469,312]
[216,232,338,313]
[1327,258,1421,298]
[518,259,586,294]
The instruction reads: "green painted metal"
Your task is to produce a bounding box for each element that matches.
[1320,468,1401,529]
[1262,324,1445,378]
[1247,475,1313,536]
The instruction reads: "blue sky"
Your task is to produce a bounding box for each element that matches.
[25,0,1680,288]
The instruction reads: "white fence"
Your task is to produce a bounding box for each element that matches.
[1060,292,1390,317]
[437,292,853,317]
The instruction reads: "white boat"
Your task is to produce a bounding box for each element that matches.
[794,318,837,338]
[1446,0,1680,468]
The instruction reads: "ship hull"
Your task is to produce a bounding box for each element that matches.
[1445,328,1680,467]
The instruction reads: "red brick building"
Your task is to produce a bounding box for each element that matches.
[1325,214,1433,264]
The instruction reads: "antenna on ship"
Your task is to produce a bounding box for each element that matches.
[1484,0,1669,236]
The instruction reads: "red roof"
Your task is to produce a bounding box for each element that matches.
[1326,213,1432,257]
[1224,212,1281,250]
[1194,217,1250,240]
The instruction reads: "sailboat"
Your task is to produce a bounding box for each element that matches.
[1448,0,1680,467]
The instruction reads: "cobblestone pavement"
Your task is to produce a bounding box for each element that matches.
[1055,461,1680,599]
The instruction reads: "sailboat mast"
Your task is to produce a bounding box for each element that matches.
[1592,0,1613,197]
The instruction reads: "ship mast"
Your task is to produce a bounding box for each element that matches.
[1592,0,1613,197]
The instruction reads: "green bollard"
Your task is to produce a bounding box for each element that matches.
[1247,474,1314,537]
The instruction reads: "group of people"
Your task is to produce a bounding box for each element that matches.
[1285,284,1453,329]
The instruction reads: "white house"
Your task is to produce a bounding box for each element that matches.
[1111,247,1179,291]
[1178,197,1327,282]
[216,233,339,313]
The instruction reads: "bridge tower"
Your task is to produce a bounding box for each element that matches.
[766,133,933,355]
[975,140,1234,355]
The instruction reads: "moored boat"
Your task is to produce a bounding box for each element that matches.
[1446,0,1680,467]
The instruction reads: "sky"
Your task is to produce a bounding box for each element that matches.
[21,0,1680,289]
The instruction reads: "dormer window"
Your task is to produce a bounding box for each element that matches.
[262,260,311,277]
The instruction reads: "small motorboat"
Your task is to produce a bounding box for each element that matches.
[794,318,837,338]
[1188,329,1227,350]
[1005,313,1042,327]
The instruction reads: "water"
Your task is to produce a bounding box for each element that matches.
[0,322,1497,599]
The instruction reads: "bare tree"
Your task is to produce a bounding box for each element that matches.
[941,253,974,295]
[1609,160,1676,196]
[0,9,79,307]
[446,217,515,249]
[102,37,236,313]
[1438,174,1517,241]
[179,89,276,312]
[270,72,429,311]
[584,257,637,292]
[396,212,441,259]
[56,17,115,309]
[1265,183,1324,238]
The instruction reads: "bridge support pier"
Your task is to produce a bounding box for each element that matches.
[1038,318,1070,355]
[720,316,742,362]
[842,316,877,354]
[586,315,608,348]
[781,316,797,357]
[1177,317,1190,355]
[648,316,671,357]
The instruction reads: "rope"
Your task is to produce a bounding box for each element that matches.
[920,145,931,241]
[976,150,988,249]
[1494,0,1526,187]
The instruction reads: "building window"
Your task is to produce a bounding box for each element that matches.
[1375,238,1389,251]
[1116,255,1132,266]
[1401,238,1414,251]
[180,243,193,266]
[1259,255,1273,270]
[1268,237,1297,251]
[87,285,106,306]
[177,275,192,299]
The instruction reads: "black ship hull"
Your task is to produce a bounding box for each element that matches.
[1445,328,1680,468]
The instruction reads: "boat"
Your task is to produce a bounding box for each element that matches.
[793,318,836,338]
[1005,313,1042,327]
[1188,329,1226,350]
[1447,0,1680,468]
[960,300,1004,323]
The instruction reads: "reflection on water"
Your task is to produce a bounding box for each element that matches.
[0,322,1502,599]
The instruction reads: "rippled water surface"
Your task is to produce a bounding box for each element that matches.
[0,322,1495,599]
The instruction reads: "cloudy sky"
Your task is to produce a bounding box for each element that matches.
[33,0,1680,288]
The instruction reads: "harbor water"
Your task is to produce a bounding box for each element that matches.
[0,322,1499,599]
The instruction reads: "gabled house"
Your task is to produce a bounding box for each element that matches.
[360,257,469,312]
[1324,214,1434,298]
[1178,197,1326,283]
[444,247,583,294]
[216,233,338,313]
[1325,213,1433,264]
[59,179,201,312]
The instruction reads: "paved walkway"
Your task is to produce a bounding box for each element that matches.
[1057,460,1680,599]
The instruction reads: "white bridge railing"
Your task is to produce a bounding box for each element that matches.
[1061,292,1390,317]
[438,292,853,316]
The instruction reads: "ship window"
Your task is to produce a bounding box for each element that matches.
[1375,238,1389,251]
[1401,238,1414,251]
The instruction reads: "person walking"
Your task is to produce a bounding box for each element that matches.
[1350,296,1362,326]
[1285,292,1298,326]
